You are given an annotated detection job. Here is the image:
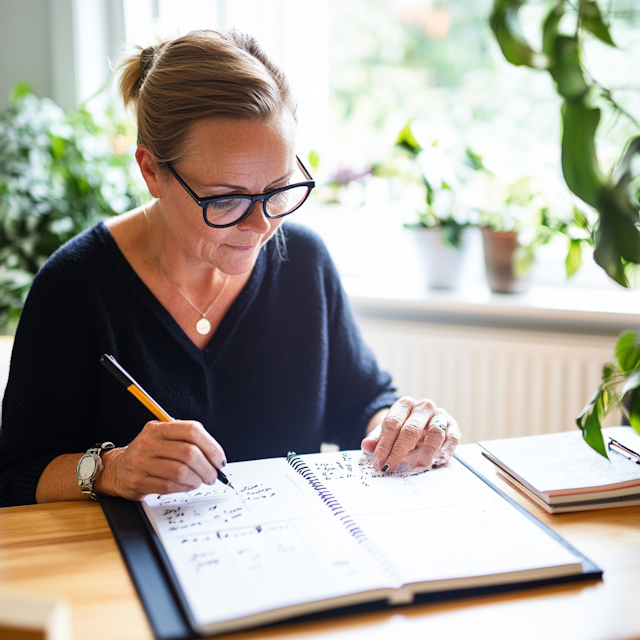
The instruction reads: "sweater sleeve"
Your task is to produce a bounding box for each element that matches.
[0,243,100,506]
[314,239,398,449]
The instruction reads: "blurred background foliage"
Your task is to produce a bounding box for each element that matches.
[0,83,145,332]
[327,0,639,174]
[323,0,639,287]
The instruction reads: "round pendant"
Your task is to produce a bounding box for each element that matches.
[195,317,212,335]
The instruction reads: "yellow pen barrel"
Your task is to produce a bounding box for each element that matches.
[127,385,173,422]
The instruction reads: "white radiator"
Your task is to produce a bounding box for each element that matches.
[358,318,618,444]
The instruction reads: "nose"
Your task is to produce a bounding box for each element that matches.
[237,200,271,234]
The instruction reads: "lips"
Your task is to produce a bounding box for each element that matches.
[228,244,257,252]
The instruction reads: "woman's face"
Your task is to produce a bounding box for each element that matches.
[149,111,297,276]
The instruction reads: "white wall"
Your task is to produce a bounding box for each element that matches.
[0,0,125,111]
[0,0,52,106]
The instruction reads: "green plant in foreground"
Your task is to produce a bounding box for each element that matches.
[578,331,640,457]
[0,83,144,332]
[490,0,640,287]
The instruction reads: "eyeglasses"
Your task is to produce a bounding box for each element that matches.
[164,156,315,229]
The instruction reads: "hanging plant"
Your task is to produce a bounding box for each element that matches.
[490,0,640,287]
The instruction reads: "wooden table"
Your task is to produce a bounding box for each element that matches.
[1,443,639,640]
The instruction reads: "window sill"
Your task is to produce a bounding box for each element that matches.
[295,201,640,336]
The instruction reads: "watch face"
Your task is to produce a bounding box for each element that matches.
[78,455,98,481]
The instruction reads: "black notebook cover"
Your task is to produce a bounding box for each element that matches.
[101,455,602,640]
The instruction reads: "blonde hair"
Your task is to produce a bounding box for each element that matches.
[116,29,297,165]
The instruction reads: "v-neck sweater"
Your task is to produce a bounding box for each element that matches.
[0,222,397,506]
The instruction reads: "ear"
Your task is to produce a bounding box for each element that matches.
[135,145,163,199]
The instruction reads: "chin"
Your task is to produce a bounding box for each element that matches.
[221,248,262,275]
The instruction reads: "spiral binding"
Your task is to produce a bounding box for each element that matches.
[286,452,402,582]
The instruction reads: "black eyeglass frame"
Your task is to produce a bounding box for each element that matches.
[164,156,316,229]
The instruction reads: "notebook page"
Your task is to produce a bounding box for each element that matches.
[298,451,581,587]
[142,457,394,629]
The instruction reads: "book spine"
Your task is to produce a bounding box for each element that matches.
[286,452,401,582]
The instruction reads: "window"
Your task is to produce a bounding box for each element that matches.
[119,0,640,291]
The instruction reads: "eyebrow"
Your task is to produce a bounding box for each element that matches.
[203,171,295,194]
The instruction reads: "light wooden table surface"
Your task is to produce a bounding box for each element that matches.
[1,443,639,640]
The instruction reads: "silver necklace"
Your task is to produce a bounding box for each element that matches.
[147,213,230,336]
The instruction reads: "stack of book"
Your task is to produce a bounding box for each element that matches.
[479,426,640,513]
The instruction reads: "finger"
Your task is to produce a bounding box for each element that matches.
[110,452,204,500]
[361,423,382,454]
[153,440,220,485]
[126,422,218,480]
[405,412,448,468]
[158,420,228,469]
[371,397,415,470]
[433,414,461,467]
[136,458,206,494]
[378,398,437,472]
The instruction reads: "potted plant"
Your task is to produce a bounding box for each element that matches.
[471,171,553,293]
[0,83,145,333]
[393,121,475,290]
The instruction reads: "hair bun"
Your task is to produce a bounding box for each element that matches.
[140,46,156,76]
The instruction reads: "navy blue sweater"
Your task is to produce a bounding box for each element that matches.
[0,222,396,506]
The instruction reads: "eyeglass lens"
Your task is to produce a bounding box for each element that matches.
[205,185,310,226]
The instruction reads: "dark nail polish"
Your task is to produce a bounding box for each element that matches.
[382,464,389,472]
[221,460,227,467]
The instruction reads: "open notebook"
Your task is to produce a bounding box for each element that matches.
[122,451,598,637]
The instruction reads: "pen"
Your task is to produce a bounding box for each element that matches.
[608,437,640,465]
[99,353,233,488]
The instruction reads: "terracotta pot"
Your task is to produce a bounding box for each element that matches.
[480,227,531,294]
[411,226,472,290]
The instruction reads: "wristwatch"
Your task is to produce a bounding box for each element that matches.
[76,442,115,500]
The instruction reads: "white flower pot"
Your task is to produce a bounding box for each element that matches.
[410,226,472,290]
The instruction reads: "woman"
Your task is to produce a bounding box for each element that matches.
[0,29,460,507]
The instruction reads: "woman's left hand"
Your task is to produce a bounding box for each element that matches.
[361,396,460,472]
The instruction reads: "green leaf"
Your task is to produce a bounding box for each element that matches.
[9,81,33,105]
[490,0,550,69]
[551,35,590,101]
[542,2,564,59]
[631,394,640,437]
[442,219,467,248]
[307,149,320,170]
[582,402,608,457]
[565,238,582,276]
[561,102,607,208]
[579,0,615,47]
[395,121,422,156]
[612,136,640,185]
[615,331,640,372]
[465,148,489,172]
[572,206,590,231]
[577,384,600,423]
[593,184,640,286]
[50,135,65,160]
[576,385,608,457]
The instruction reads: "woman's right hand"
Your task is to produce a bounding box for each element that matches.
[95,420,227,500]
